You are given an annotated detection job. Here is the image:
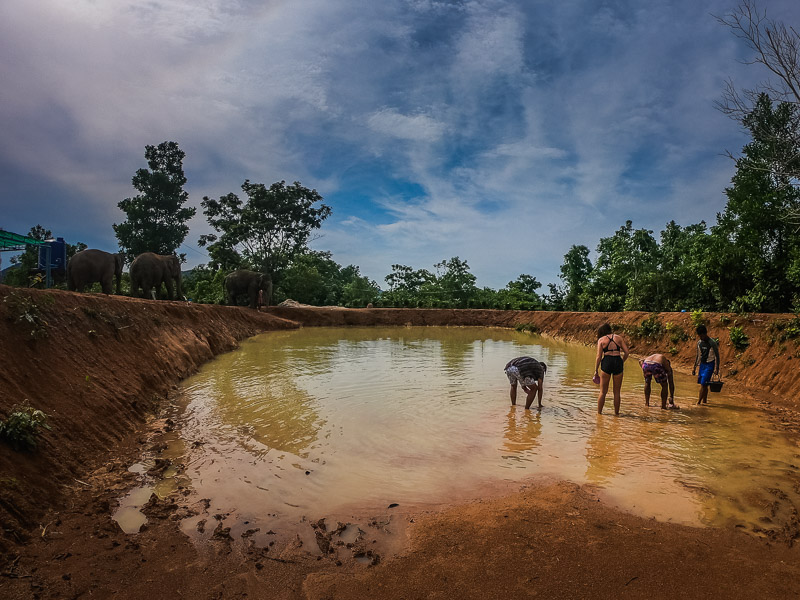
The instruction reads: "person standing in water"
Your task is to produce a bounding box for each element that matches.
[504,356,547,410]
[639,353,678,409]
[594,323,629,415]
[692,324,720,405]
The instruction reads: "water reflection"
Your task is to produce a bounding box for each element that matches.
[125,327,800,540]
[501,408,542,460]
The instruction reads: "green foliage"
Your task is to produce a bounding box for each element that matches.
[3,292,52,338]
[767,317,800,343]
[690,310,704,328]
[514,323,540,334]
[665,322,689,343]
[182,266,226,304]
[0,403,51,451]
[114,141,196,262]
[199,180,332,279]
[632,313,664,339]
[729,325,750,351]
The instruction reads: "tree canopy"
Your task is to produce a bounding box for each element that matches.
[199,180,332,280]
[113,141,195,262]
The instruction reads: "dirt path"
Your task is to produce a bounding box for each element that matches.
[2,288,800,598]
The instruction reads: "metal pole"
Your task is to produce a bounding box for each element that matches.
[45,245,52,288]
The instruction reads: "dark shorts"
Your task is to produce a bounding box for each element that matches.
[601,355,624,376]
[642,361,668,384]
[698,361,715,385]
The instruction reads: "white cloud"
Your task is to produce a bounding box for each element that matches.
[367,108,447,142]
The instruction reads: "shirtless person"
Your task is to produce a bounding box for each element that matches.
[639,353,678,409]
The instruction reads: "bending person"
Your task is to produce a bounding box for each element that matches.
[640,353,678,409]
[594,323,629,415]
[504,356,547,410]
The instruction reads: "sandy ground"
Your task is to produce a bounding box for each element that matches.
[1,287,800,599]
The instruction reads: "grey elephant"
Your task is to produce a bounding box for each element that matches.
[67,249,124,294]
[225,270,272,309]
[129,252,182,300]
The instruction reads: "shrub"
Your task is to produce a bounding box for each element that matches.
[729,326,750,351]
[0,403,51,451]
[690,310,704,328]
[2,292,52,339]
[515,323,540,334]
[665,322,689,343]
[634,314,664,339]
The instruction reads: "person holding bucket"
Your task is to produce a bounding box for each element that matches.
[691,325,720,405]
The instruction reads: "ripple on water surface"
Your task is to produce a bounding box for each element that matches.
[119,327,800,540]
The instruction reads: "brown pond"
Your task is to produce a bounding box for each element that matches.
[114,327,800,547]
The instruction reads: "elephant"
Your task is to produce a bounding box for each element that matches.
[129,252,182,300]
[225,269,272,309]
[67,249,124,295]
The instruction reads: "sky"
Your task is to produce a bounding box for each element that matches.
[1,0,799,290]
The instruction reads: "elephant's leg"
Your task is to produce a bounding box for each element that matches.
[164,279,174,301]
[100,274,113,295]
[227,291,237,306]
[249,289,258,309]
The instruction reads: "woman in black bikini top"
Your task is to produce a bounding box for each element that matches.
[594,323,629,415]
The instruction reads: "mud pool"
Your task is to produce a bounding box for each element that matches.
[115,327,800,544]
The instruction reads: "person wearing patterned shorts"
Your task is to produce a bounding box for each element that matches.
[504,356,547,410]
[640,353,678,409]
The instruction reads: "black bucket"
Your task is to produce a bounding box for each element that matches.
[709,379,724,393]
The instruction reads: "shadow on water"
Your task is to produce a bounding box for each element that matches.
[115,327,800,544]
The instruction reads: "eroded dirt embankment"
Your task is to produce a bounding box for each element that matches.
[3,291,800,555]
[2,290,800,598]
[0,285,297,554]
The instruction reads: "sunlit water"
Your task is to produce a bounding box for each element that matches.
[115,327,800,542]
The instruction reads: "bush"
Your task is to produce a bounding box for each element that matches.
[0,403,51,451]
[665,322,689,343]
[515,323,540,334]
[2,292,52,339]
[690,310,704,328]
[634,314,664,339]
[729,325,750,351]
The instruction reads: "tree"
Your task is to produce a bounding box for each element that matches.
[708,95,800,311]
[339,265,381,308]
[384,264,435,307]
[716,1,800,219]
[114,141,195,262]
[433,257,477,308]
[199,180,331,281]
[501,274,543,310]
[559,245,593,311]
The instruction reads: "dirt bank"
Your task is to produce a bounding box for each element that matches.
[0,285,297,554]
[2,289,800,598]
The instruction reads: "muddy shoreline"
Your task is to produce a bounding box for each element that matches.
[2,287,800,598]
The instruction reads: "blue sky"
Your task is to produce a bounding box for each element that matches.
[1,0,798,289]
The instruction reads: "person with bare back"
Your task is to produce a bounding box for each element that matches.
[639,353,678,410]
[594,323,629,415]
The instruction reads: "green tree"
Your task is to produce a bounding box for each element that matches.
[433,257,477,308]
[114,141,195,263]
[384,264,435,307]
[559,245,593,311]
[339,265,381,307]
[708,95,800,311]
[588,221,659,311]
[500,274,543,310]
[200,180,331,281]
[276,251,342,305]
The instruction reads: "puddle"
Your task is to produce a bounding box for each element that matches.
[115,327,800,544]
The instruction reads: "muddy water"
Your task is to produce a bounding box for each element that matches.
[115,327,800,543]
